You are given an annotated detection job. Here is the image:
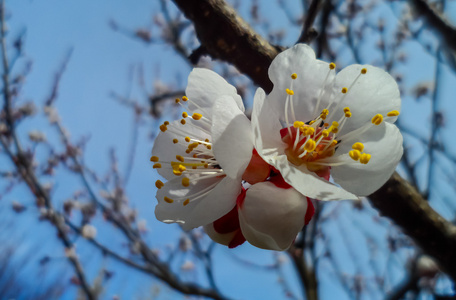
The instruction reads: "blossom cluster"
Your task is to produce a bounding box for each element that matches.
[150,44,403,251]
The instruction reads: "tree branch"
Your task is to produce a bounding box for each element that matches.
[171,0,279,93]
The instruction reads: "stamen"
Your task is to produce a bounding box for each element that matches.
[192,113,203,120]
[371,114,383,125]
[181,119,186,125]
[176,155,185,162]
[349,150,361,161]
[360,153,371,164]
[352,142,364,152]
[159,124,167,132]
[183,199,190,206]
[150,156,159,162]
[182,177,190,187]
[164,196,174,203]
[387,110,400,117]
[182,112,188,118]
[173,139,178,144]
[153,163,162,169]
[155,180,164,189]
[182,96,188,102]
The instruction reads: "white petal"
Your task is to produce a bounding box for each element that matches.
[151,120,211,180]
[267,44,335,122]
[268,155,358,201]
[332,64,401,135]
[331,122,403,196]
[155,176,241,230]
[251,88,286,156]
[203,223,237,246]
[212,96,253,179]
[186,68,244,115]
[238,182,308,251]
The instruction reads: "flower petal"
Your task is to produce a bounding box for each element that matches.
[155,176,241,230]
[251,88,286,156]
[186,68,244,115]
[332,64,401,135]
[151,120,211,180]
[267,44,335,122]
[238,181,308,251]
[212,96,253,179]
[267,154,358,201]
[331,122,403,196]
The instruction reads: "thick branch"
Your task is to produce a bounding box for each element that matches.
[409,0,456,52]
[369,172,456,280]
[172,0,456,282]
[171,0,278,92]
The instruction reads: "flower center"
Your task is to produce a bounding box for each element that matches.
[280,68,400,175]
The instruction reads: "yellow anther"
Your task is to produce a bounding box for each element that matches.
[192,113,203,120]
[331,140,338,146]
[387,110,400,117]
[182,177,190,187]
[204,164,209,168]
[173,139,178,144]
[343,107,351,113]
[321,109,329,115]
[178,165,186,172]
[205,138,209,142]
[291,73,298,79]
[322,130,329,137]
[153,163,162,169]
[320,114,327,120]
[329,62,336,70]
[175,98,180,104]
[189,142,199,149]
[371,114,383,125]
[159,124,167,132]
[176,155,185,162]
[345,111,352,118]
[164,121,169,126]
[182,112,188,118]
[185,137,191,143]
[185,149,191,154]
[183,199,190,206]
[309,120,315,125]
[324,123,329,127]
[360,153,371,164]
[341,87,348,94]
[331,127,339,133]
[293,121,304,128]
[192,154,198,158]
[206,145,212,150]
[192,166,197,169]
[286,88,294,95]
[155,180,164,189]
[181,119,186,125]
[173,170,182,176]
[332,121,339,127]
[304,139,316,152]
[150,156,159,162]
[306,127,315,135]
[361,68,367,74]
[182,96,188,102]
[349,150,361,161]
[164,196,174,203]
[352,142,364,152]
